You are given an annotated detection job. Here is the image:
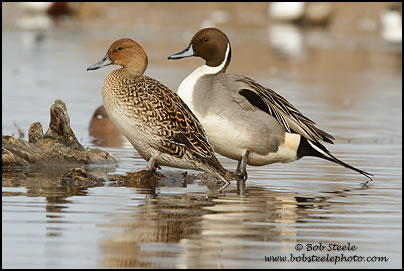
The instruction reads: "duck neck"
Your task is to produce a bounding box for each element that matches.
[123,53,148,76]
[176,43,231,111]
[203,43,231,74]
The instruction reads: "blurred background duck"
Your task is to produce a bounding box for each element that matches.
[19,2,79,16]
[268,2,332,26]
[380,4,402,43]
[89,105,127,148]
[16,2,80,30]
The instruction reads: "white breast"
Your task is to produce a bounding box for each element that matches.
[176,66,204,111]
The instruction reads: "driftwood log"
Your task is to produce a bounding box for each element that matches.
[2,99,118,167]
[2,99,228,191]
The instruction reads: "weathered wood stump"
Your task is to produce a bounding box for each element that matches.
[2,99,118,167]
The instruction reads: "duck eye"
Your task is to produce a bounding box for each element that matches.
[117,47,123,51]
[203,37,208,42]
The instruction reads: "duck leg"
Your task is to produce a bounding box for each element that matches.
[218,182,230,193]
[147,157,161,172]
[236,160,242,175]
[235,150,249,181]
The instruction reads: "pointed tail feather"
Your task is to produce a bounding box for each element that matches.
[298,137,373,180]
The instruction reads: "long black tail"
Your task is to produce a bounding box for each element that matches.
[297,137,373,180]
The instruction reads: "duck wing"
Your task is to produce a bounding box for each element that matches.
[229,75,335,144]
[141,76,216,159]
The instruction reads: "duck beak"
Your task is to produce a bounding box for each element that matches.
[87,53,113,71]
[168,44,195,60]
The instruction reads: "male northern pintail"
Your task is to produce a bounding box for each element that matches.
[168,27,372,181]
[87,38,232,188]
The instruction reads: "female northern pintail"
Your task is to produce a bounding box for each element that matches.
[87,38,232,188]
[168,27,372,181]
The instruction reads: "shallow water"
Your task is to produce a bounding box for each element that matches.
[2,3,402,268]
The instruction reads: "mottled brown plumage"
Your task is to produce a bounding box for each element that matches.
[87,38,232,188]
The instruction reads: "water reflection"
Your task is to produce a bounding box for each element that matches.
[98,185,340,268]
[2,164,116,199]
